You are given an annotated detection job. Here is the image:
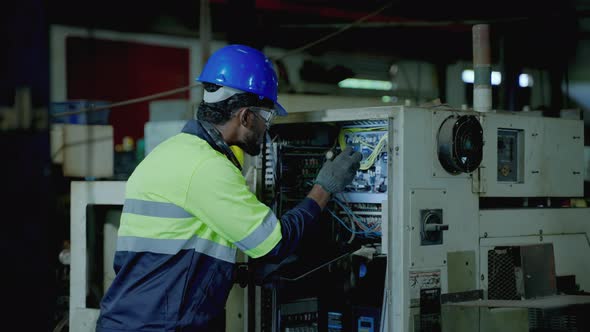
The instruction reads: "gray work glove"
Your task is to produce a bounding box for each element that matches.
[314,147,363,194]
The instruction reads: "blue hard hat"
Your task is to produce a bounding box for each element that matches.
[197,44,287,116]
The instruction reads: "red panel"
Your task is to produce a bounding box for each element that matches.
[66,37,190,145]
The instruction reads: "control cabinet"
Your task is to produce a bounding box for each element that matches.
[249,106,589,332]
[258,117,388,332]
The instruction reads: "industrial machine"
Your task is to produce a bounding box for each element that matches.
[70,105,590,332]
[248,105,590,332]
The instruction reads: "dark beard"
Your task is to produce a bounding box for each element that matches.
[239,129,262,156]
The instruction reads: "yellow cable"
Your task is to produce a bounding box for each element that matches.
[338,127,387,170]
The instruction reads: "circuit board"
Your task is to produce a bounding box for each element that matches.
[339,127,388,194]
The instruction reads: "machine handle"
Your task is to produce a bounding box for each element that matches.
[424,224,449,232]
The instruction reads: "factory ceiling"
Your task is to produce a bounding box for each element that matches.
[48,0,588,66]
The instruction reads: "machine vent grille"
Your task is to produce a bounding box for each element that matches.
[488,249,519,300]
[529,307,584,331]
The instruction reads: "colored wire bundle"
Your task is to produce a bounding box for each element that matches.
[330,196,381,237]
[338,127,388,170]
[360,133,387,171]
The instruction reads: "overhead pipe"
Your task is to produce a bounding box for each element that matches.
[472,24,492,112]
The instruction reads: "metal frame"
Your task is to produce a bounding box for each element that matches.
[70,181,126,332]
[50,25,207,104]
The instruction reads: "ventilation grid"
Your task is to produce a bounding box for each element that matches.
[488,248,519,300]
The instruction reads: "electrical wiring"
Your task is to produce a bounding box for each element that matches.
[327,208,378,236]
[335,200,364,229]
[338,127,388,170]
[334,199,381,236]
[52,83,200,118]
[337,197,381,233]
[305,175,381,237]
[360,133,387,171]
[265,133,285,214]
[347,208,356,244]
[273,2,394,61]
[306,177,380,237]
[338,126,386,150]
[331,196,381,237]
[359,141,377,149]
[266,132,279,184]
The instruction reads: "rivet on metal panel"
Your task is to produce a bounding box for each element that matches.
[443,260,447,264]
[412,262,415,266]
[411,190,415,194]
[411,226,415,230]
[480,274,485,281]
[443,191,447,194]
[433,173,436,176]
[484,232,488,238]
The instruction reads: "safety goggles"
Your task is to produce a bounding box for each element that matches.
[250,107,276,129]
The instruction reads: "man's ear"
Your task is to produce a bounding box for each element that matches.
[237,107,252,128]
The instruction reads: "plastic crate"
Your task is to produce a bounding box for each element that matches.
[51,100,111,125]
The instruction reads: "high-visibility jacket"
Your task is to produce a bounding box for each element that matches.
[96,119,321,332]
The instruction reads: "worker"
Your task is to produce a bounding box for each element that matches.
[95,44,362,332]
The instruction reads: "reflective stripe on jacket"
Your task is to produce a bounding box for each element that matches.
[96,120,320,332]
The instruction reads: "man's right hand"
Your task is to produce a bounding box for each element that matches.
[314,147,362,194]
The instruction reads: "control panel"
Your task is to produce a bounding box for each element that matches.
[339,126,388,194]
[497,128,524,183]
[260,120,388,332]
